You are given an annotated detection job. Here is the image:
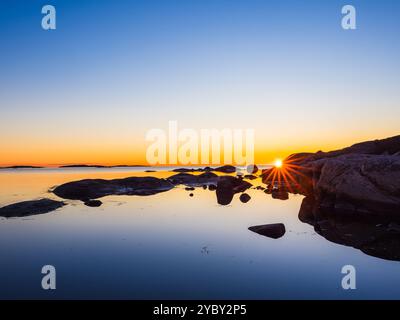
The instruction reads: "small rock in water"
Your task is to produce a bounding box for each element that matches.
[271,189,289,200]
[240,193,251,203]
[84,199,103,207]
[0,199,65,218]
[208,184,217,191]
[185,187,195,191]
[249,223,286,239]
[216,176,252,205]
[244,174,257,180]
[214,165,237,173]
[189,193,194,197]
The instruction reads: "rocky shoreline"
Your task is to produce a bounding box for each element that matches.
[1,135,400,260]
[274,135,400,216]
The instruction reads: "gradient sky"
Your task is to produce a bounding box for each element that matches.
[1,0,399,166]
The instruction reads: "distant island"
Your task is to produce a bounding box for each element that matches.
[0,165,150,169]
[0,166,44,169]
[59,164,149,168]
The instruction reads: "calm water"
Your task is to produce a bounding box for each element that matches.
[0,168,399,299]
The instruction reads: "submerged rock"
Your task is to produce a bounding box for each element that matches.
[248,223,286,239]
[0,199,65,218]
[84,199,103,207]
[53,177,174,200]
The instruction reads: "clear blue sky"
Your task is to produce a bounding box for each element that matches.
[0,0,399,165]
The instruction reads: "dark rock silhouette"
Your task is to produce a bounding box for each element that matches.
[53,177,174,200]
[167,172,219,186]
[244,174,257,180]
[0,166,43,169]
[84,199,103,207]
[271,189,289,200]
[0,199,65,217]
[249,223,286,239]
[214,165,237,173]
[239,193,251,203]
[216,176,252,205]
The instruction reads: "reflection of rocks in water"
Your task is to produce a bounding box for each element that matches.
[249,223,286,239]
[0,199,65,218]
[216,176,252,205]
[299,196,400,261]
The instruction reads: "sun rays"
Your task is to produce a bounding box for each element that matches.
[263,155,311,194]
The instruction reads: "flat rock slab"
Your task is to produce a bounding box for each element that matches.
[167,172,219,186]
[249,223,286,239]
[0,199,65,218]
[53,177,175,200]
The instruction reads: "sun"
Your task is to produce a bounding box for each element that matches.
[274,159,283,168]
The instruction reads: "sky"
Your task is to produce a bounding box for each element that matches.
[0,0,399,166]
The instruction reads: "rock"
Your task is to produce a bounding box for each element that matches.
[239,193,251,203]
[248,223,286,239]
[189,193,194,197]
[168,172,218,186]
[0,199,65,218]
[53,177,174,200]
[271,189,289,200]
[185,187,195,191]
[214,165,237,173]
[283,135,400,215]
[244,174,257,180]
[172,168,197,173]
[208,184,217,191]
[84,199,103,207]
[216,176,252,205]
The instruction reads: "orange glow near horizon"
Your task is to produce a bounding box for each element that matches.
[0,132,398,167]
